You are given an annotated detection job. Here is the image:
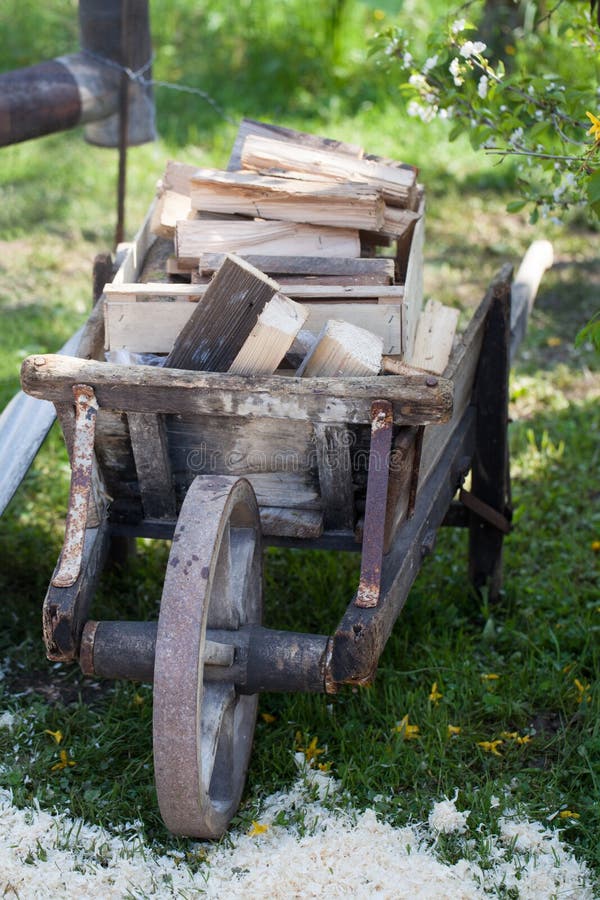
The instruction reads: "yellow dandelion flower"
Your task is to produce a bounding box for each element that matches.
[481,673,500,681]
[516,734,532,745]
[586,111,600,141]
[303,736,325,764]
[500,731,519,740]
[477,740,503,756]
[260,712,276,724]
[51,749,76,771]
[394,714,420,740]
[559,809,580,820]
[447,724,461,737]
[591,540,600,553]
[44,729,63,744]
[574,678,591,703]
[429,682,443,705]
[248,820,269,837]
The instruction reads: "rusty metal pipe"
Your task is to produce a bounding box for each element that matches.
[80,620,330,693]
[0,0,154,148]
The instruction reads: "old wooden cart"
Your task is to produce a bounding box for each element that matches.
[20,219,552,838]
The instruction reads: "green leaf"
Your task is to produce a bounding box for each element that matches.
[586,169,600,205]
[506,199,527,213]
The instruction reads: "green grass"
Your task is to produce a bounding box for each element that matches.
[0,0,599,886]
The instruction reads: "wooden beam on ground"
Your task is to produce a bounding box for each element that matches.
[175,218,361,264]
[297,320,383,377]
[163,254,281,371]
[240,134,418,208]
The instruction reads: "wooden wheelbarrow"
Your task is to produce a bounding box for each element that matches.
[20,240,553,838]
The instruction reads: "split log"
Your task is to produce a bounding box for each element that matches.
[297,320,383,377]
[164,254,281,371]
[228,292,308,375]
[409,299,460,374]
[189,169,384,231]
[229,118,363,170]
[240,134,418,208]
[150,190,193,239]
[175,219,361,264]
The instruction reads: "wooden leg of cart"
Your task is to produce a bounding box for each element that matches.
[467,274,512,600]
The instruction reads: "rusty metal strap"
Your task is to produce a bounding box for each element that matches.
[355,400,394,609]
[459,488,512,535]
[52,384,99,588]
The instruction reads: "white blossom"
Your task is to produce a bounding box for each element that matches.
[509,126,524,147]
[460,40,487,59]
[423,54,438,73]
[477,75,489,98]
[451,18,467,35]
[449,57,464,86]
[402,50,413,67]
[407,100,436,122]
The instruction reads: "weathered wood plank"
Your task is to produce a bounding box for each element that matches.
[197,253,395,282]
[22,354,454,427]
[314,424,355,530]
[240,134,418,207]
[103,299,402,356]
[401,196,425,358]
[127,412,177,518]
[189,169,384,231]
[164,255,280,371]
[259,506,324,539]
[103,281,404,301]
[228,293,308,375]
[175,218,361,263]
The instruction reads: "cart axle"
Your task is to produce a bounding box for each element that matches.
[80,619,330,694]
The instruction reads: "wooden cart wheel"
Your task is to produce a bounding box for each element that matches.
[153,475,262,838]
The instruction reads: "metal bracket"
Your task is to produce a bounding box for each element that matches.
[52,384,98,588]
[355,400,394,609]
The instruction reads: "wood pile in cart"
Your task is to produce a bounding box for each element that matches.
[102,118,459,378]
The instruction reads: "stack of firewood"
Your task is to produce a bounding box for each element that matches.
[102,119,459,377]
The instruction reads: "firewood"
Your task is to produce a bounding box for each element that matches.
[175,219,361,264]
[159,160,197,196]
[296,319,383,377]
[228,293,308,375]
[240,134,417,207]
[197,253,395,283]
[189,169,384,231]
[150,190,193,239]
[163,254,281,371]
[408,299,460,375]
[228,118,363,170]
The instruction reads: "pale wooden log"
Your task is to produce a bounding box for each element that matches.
[160,160,198,196]
[510,239,554,358]
[22,354,454,427]
[314,424,355,530]
[150,190,193,239]
[380,204,421,239]
[104,299,402,355]
[164,254,280,371]
[189,169,384,231]
[401,196,425,358]
[104,281,404,302]
[197,253,395,283]
[409,299,460,375]
[166,255,196,275]
[228,118,363,170]
[175,219,361,263]
[297,320,383,377]
[240,135,417,207]
[127,412,177,519]
[228,293,308,375]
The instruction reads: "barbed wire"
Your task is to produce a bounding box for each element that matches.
[82,49,237,126]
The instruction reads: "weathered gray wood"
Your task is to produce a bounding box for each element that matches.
[175,218,361,264]
[240,135,417,207]
[197,253,394,282]
[164,255,280,371]
[104,281,404,301]
[22,354,454,427]
[259,506,323,538]
[103,299,403,356]
[314,424,355,530]
[189,169,384,231]
[383,426,419,553]
[128,412,177,518]
[228,118,363,171]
